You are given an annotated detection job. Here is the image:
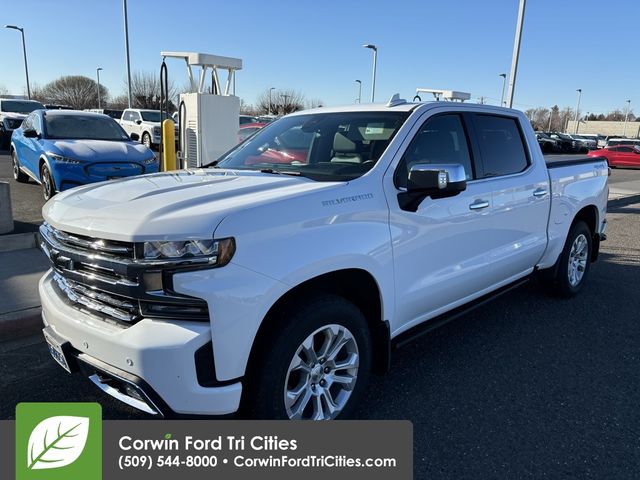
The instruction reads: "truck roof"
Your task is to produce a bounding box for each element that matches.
[291,100,521,116]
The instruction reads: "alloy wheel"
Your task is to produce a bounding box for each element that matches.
[568,233,588,287]
[284,324,359,420]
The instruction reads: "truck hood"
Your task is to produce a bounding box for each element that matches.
[44,139,153,162]
[42,169,341,241]
[2,113,27,121]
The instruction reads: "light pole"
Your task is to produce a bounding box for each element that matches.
[573,89,582,134]
[4,25,31,99]
[355,79,362,104]
[499,73,507,106]
[623,99,631,137]
[506,0,526,108]
[96,67,103,109]
[363,44,377,102]
[122,0,133,108]
[269,87,275,115]
[547,108,554,131]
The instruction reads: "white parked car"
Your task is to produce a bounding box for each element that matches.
[38,99,608,420]
[0,98,45,148]
[119,108,175,148]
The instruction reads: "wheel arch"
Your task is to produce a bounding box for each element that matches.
[573,204,599,262]
[245,268,390,382]
[38,155,52,182]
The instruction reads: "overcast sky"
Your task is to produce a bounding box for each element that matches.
[1,0,637,114]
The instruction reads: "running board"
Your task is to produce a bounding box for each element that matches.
[393,276,532,349]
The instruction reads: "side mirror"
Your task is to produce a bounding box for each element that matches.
[23,129,39,139]
[130,133,140,141]
[399,163,467,212]
[135,119,142,125]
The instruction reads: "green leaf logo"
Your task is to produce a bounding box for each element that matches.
[26,416,90,470]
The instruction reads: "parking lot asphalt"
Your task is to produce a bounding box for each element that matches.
[1,201,639,478]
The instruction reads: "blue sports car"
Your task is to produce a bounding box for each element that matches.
[10,110,159,200]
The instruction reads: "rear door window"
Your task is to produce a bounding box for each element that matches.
[472,114,529,177]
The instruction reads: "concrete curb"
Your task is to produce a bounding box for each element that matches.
[0,231,37,252]
[607,193,640,208]
[0,308,42,338]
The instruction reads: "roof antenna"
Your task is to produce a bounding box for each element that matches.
[386,93,406,107]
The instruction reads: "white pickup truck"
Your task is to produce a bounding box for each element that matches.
[119,108,175,148]
[38,99,608,420]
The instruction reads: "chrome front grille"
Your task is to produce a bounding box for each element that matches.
[53,273,139,323]
[49,227,134,257]
[39,223,209,325]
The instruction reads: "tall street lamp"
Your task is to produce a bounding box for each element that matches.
[96,67,103,109]
[363,44,377,102]
[506,0,526,108]
[269,87,275,115]
[122,0,133,108]
[499,73,507,106]
[355,79,362,104]
[4,25,31,99]
[573,89,582,134]
[623,99,631,137]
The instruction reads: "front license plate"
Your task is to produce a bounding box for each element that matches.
[43,330,71,373]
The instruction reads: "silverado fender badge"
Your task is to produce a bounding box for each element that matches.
[322,193,374,207]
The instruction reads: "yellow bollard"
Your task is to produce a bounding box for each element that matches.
[161,119,176,171]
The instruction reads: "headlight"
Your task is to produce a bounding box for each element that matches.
[142,238,235,266]
[47,153,82,165]
[142,155,157,165]
[153,127,161,135]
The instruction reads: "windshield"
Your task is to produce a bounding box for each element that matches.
[140,111,173,122]
[1,100,45,113]
[215,111,409,181]
[44,115,130,141]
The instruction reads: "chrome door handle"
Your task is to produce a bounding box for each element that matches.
[469,200,490,210]
[533,188,548,197]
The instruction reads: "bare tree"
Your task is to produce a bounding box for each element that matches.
[0,85,8,96]
[601,109,635,122]
[256,88,305,115]
[37,75,108,109]
[239,98,259,116]
[557,107,574,132]
[109,94,130,110]
[129,71,177,110]
[524,107,551,130]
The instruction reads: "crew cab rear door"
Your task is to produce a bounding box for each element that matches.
[120,110,134,136]
[468,112,550,281]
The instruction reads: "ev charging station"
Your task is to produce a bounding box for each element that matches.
[160,51,242,169]
[413,88,471,102]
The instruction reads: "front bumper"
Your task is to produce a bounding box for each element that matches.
[39,271,243,416]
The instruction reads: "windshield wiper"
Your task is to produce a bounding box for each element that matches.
[260,168,301,176]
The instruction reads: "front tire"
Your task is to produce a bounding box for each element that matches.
[11,149,29,183]
[246,295,372,420]
[142,132,152,149]
[40,164,56,201]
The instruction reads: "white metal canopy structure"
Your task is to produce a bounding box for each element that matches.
[160,51,242,95]
[414,88,471,102]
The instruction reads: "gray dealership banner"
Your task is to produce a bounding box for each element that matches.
[1,420,412,479]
